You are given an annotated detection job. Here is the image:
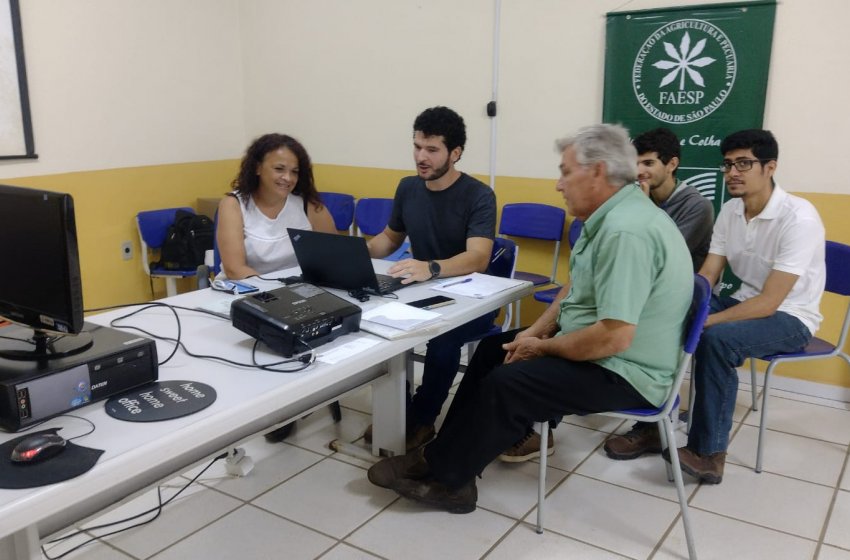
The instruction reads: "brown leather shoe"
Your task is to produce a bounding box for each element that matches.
[362,423,436,452]
[392,477,477,514]
[498,429,554,463]
[367,447,430,489]
[604,423,662,460]
[669,446,726,484]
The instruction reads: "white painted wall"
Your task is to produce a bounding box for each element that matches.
[3,0,848,195]
[0,0,245,178]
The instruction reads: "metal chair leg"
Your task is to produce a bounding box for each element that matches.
[664,416,698,559]
[750,358,759,412]
[755,363,775,473]
[535,421,548,534]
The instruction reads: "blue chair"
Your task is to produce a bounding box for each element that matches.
[499,203,566,327]
[384,240,412,262]
[533,219,582,305]
[747,240,850,473]
[534,274,711,560]
[321,192,356,234]
[136,207,198,297]
[463,238,519,354]
[355,198,394,237]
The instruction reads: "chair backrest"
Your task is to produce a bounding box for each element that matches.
[486,237,517,279]
[498,203,566,241]
[825,240,850,296]
[321,192,356,233]
[136,207,195,249]
[568,219,583,249]
[654,274,712,417]
[824,240,850,351]
[212,209,222,275]
[685,274,712,354]
[486,237,518,331]
[355,198,394,236]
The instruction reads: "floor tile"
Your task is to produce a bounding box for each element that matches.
[285,406,372,457]
[90,480,242,558]
[576,446,699,502]
[841,463,850,491]
[819,545,850,560]
[339,385,372,415]
[727,424,847,486]
[655,507,817,560]
[824,490,850,549]
[690,463,833,539]
[477,460,569,520]
[148,504,335,560]
[345,498,515,560]
[252,457,396,539]
[562,413,624,433]
[320,543,383,560]
[742,395,850,445]
[546,423,612,472]
[486,522,631,559]
[190,438,325,501]
[42,530,135,560]
[526,474,680,559]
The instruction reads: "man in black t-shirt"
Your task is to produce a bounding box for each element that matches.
[367,106,497,450]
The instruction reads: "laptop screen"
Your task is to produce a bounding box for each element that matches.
[288,228,383,292]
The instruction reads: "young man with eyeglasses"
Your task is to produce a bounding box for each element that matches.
[671,129,826,484]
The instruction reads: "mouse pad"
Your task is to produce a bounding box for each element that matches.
[0,428,104,489]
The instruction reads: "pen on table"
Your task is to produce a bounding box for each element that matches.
[490,247,506,263]
[441,278,473,288]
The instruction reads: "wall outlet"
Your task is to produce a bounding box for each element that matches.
[121,241,133,261]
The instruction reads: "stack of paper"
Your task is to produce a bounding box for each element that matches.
[361,302,442,331]
[431,272,526,298]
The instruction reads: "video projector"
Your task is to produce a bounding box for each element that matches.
[230,283,361,357]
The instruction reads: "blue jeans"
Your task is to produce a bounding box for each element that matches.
[408,311,497,427]
[688,295,812,455]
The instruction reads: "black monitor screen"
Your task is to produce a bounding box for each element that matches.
[0,185,84,335]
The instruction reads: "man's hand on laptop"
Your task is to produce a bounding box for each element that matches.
[387,259,427,284]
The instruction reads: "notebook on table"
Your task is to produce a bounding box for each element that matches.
[287,228,407,295]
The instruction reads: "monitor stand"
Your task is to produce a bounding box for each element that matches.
[0,328,94,361]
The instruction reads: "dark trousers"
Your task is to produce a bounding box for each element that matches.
[409,311,497,427]
[423,329,652,488]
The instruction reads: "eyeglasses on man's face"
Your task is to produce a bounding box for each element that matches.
[719,159,766,173]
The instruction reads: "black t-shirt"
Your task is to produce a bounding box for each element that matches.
[387,173,496,261]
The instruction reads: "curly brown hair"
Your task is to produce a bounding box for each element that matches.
[231,133,321,211]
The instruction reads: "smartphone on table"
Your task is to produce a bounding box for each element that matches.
[212,279,260,295]
[408,295,455,310]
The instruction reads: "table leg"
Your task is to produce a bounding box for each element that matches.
[0,525,40,560]
[370,352,407,456]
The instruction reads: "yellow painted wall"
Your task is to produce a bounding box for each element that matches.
[2,161,238,307]
[4,162,848,389]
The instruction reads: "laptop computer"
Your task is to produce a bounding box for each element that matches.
[287,228,407,295]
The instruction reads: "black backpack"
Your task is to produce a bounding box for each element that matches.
[156,210,215,270]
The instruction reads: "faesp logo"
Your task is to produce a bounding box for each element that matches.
[632,19,736,124]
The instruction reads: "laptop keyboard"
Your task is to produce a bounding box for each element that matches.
[376,274,403,294]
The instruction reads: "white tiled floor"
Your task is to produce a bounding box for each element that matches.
[40,369,850,560]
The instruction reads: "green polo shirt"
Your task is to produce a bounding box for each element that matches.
[558,184,693,406]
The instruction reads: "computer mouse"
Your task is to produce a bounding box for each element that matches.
[10,433,67,464]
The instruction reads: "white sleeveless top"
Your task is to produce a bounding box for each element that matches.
[238,192,311,275]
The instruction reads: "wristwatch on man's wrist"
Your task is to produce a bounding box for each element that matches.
[428,260,441,280]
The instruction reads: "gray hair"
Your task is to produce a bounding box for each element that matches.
[555,124,637,188]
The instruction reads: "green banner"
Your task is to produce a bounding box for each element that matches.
[603,1,776,292]
[604,0,776,214]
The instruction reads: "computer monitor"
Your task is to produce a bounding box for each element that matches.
[0,184,92,360]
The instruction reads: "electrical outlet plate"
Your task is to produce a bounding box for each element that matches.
[121,241,133,261]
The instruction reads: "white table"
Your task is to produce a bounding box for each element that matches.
[0,261,531,559]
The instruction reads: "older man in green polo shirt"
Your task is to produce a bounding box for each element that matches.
[366,123,694,513]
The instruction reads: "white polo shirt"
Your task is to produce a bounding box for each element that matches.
[709,184,825,334]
